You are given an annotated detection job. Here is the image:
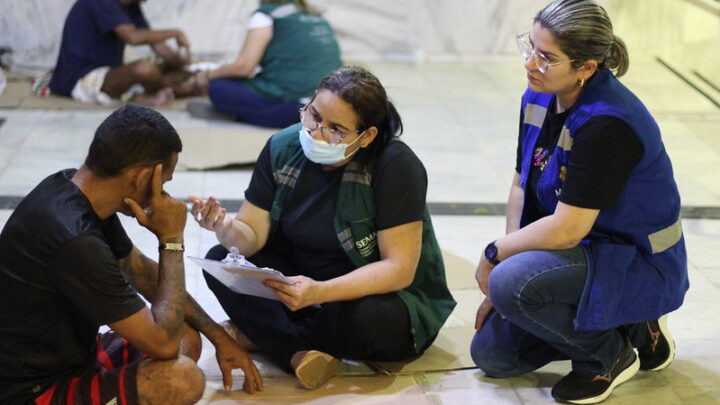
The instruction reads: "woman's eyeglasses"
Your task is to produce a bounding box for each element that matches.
[515,32,575,74]
[299,107,363,145]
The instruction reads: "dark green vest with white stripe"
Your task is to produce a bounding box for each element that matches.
[246,2,342,100]
[269,124,456,352]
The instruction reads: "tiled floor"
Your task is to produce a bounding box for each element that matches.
[1,57,719,404]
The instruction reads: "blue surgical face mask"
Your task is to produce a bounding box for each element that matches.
[298,127,365,165]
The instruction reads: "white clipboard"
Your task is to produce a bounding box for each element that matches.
[188,247,292,301]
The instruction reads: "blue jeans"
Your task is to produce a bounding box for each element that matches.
[208,78,302,128]
[471,246,647,376]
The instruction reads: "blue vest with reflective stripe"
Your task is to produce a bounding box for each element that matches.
[519,69,688,330]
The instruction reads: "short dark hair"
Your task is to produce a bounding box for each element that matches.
[315,66,403,165]
[84,105,182,177]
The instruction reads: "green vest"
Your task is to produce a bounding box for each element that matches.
[268,124,457,352]
[245,2,342,100]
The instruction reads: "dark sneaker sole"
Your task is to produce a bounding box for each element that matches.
[563,355,640,404]
[644,314,676,371]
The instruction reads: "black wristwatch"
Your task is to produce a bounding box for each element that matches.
[484,241,501,265]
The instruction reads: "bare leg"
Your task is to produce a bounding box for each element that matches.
[136,355,205,405]
[180,322,203,362]
[290,351,308,370]
[101,60,202,105]
[102,60,164,98]
[171,75,206,98]
[160,67,202,97]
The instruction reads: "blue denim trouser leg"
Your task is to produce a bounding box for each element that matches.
[471,246,624,377]
[208,78,302,128]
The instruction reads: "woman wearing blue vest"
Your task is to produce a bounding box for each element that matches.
[470,1,688,403]
[190,66,456,390]
[191,0,342,128]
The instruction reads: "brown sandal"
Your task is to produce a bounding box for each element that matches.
[294,350,341,390]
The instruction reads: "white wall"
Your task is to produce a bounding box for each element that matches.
[0,0,557,74]
[0,0,75,74]
[610,0,720,85]
[2,0,717,89]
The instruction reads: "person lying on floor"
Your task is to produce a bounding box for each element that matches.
[49,0,202,107]
[189,66,456,389]
[0,106,262,405]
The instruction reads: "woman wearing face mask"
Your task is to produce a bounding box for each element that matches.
[189,66,456,390]
[470,1,687,404]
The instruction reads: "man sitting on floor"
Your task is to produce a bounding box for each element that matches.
[0,106,262,405]
[49,0,202,107]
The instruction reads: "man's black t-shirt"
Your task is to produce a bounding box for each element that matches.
[515,105,643,224]
[245,139,427,281]
[0,170,145,404]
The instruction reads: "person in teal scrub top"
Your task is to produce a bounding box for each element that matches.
[193,0,342,128]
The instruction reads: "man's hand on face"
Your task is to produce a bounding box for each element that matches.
[125,164,187,241]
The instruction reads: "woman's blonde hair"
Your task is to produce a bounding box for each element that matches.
[535,0,629,77]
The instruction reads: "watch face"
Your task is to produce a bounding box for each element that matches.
[484,243,498,261]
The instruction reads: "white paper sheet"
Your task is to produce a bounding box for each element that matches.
[188,256,292,301]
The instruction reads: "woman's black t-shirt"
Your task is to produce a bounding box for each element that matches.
[515,105,643,224]
[245,138,428,281]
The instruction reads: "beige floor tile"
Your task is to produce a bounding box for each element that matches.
[681,267,720,303]
[673,385,720,405]
[593,385,683,405]
[445,289,482,328]
[698,267,720,290]
[199,374,433,405]
[370,326,476,374]
[662,344,720,387]
[416,370,521,404]
[442,249,478,290]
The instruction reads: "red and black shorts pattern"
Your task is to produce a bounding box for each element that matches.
[34,333,146,405]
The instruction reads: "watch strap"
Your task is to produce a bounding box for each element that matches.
[159,242,185,252]
[484,241,501,265]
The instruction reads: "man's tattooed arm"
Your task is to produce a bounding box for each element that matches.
[120,246,224,340]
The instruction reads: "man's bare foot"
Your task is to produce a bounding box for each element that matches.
[134,87,175,107]
[171,71,208,98]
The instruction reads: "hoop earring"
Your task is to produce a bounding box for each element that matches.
[578,77,585,87]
